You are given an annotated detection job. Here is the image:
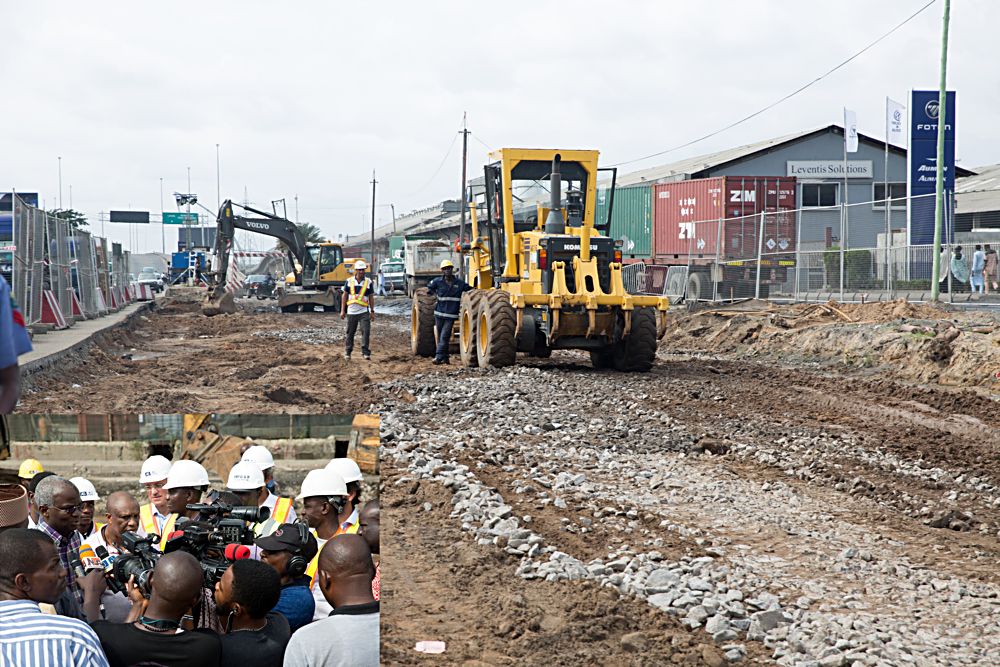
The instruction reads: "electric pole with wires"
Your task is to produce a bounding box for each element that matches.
[458,113,469,278]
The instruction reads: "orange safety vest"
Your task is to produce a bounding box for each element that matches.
[139,504,160,536]
[254,497,294,537]
[158,514,178,551]
[305,519,361,588]
[347,278,371,308]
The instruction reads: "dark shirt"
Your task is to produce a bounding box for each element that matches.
[219,612,290,667]
[273,578,315,632]
[426,276,471,318]
[92,621,222,667]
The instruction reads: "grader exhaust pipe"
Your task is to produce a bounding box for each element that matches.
[544,154,564,234]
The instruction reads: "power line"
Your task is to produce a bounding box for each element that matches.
[401,121,464,197]
[609,0,938,168]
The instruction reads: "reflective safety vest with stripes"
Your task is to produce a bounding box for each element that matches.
[158,514,179,551]
[139,503,161,536]
[347,278,372,308]
[305,521,361,587]
[254,497,294,538]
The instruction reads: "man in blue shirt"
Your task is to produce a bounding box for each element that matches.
[426,259,471,365]
[256,522,318,632]
[0,275,32,413]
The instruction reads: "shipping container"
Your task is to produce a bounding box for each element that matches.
[595,185,653,258]
[653,176,796,260]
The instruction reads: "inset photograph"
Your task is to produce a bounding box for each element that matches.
[0,413,379,667]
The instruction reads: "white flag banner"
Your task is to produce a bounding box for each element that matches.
[886,97,906,147]
[844,108,859,153]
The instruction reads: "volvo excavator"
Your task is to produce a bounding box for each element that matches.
[411,148,670,371]
[203,200,354,316]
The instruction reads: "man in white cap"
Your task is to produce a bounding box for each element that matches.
[160,460,210,551]
[340,259,375,360]
[69,477,103,542]
[296,468,351,620]
[226,460,296,537]
[240,444,280,497]
[325,458,364,534]
[137,454,172,538]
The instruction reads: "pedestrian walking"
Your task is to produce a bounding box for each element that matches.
[375,269,387,297]
[985,245,998,294]
[971,244,986,294]
[426,260,471,365]
[340,261,375,360]
[950,246,970,292]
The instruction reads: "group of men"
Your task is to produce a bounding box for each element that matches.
[0,446,379,667]
[341,257,472,365]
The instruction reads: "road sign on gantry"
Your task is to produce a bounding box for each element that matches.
[162,212,199,225]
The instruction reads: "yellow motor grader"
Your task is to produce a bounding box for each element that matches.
[411,148,668,371]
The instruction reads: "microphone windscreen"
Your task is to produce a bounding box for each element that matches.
[224,544,251,560]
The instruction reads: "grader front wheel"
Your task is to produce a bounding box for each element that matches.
[411,288,437,357]
[612,307,657,372]
[476,290,516,368]
[459,290,485,367]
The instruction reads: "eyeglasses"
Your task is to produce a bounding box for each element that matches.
[53,504,83,515]
[143,482,166,491]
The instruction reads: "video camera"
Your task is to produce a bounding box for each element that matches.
[106,502,270,597]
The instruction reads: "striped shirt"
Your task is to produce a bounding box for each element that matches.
[35,519,83,605]
[0,600,109,667]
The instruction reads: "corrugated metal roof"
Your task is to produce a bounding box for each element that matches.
[956,164,1000,214]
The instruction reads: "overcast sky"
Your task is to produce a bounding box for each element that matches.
[1,0,995,254]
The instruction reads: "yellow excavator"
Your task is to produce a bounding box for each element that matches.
[203,200,355,315]
[412,148,669,371]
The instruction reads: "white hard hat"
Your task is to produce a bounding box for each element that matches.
[69,477,100,502]
[163,460,210,490]
[353,260,368,270]
[139,455,172,484]
[296,469,348,500]
[325,457,363,484]
[440,259,454,269]
[226,461,265,491]
[240,445,275,471]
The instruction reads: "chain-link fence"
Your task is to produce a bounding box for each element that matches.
[10,194,138,326]
[624,191,969,304]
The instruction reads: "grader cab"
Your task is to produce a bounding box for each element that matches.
[411,148,669,371]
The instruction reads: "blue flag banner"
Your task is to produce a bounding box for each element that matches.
[908,90,956,245]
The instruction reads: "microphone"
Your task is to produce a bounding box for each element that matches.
[166,531,185,542]
[68,550,86,581]
[94,545,117,573]
[224,544,251,561]
[79,544,102,571]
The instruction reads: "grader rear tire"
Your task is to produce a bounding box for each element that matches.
[476,290,516,368]
[612,307,658,372]
[589,347,615,369]
[411,288,437,357]
[459,289,485,367]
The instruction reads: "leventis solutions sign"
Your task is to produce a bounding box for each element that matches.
[786,161,873,179]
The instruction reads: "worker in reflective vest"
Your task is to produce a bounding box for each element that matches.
[160,460,211,551]
[70,476,106,541]
[297,468,353,620]
[136,455,172,538]
[340,260,375,360]
[426,259,471,365]
[225,461,296,537]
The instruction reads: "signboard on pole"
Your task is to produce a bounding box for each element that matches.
[907,90,956,245]
[162,212,199,225]
[109,210,151,224]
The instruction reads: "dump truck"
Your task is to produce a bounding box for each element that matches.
[403,239,455,297]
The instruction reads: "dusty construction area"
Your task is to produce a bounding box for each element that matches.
[22,295,1000,664]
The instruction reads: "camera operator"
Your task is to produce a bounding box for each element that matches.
[78,492,141,623]
[213,559,290,667]
[92,551,221,667]
[159,460,211,549]
[255,522,317,631]
[296,469,351,621]
[224,461,295,537]
[324,458,364,533]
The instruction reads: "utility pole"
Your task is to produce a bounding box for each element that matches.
[216,143,221,212]
[58,157,63,210]
[370,171,377,268]
[390,203,396,234]
[930,0,951,301]
[458,112,469,277]
[294,194,299,223]
[160,177,165,255]
[187,166,194,286]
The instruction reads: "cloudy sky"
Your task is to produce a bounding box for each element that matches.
[1,0,995,254]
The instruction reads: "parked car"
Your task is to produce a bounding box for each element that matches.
[137,267,164,293]
[244,274,277,299]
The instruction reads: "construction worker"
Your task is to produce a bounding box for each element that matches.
[69,477,103,541]
[17,458,44,490]
[340,259,375,360]
[225,460,296,537]
[426,259,471,365]
[137,454,172,538]
[160,460,211,550]
[240,444,280,496]
[324,458,364,533]
[296,468,350,620]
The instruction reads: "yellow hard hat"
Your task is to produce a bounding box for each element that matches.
[440,259,454,270]
[285,272,296,284]
[18,458,44,479]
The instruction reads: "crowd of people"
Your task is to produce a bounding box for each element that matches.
[0,446,379,667]
[941,243,1000,294]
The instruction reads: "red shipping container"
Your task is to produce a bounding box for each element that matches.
[653,176,796,260]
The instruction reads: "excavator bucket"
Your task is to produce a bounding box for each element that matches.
[202,291,237,317]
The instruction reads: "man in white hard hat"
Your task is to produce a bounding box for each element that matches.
[160,460,210,551]
[225,460,296,537]
[69,477,103,542]
[296,468,351,620]
[325,458,364,534]
[340,259,375,360]
[136,455,172,538]
[426,257,471,365]
[240,444,279,496]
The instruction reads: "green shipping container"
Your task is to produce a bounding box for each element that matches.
[595,184,652,258]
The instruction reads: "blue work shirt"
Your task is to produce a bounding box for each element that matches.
[0,276,32,369]
[273,577,316,633]
[426,275,472,319]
